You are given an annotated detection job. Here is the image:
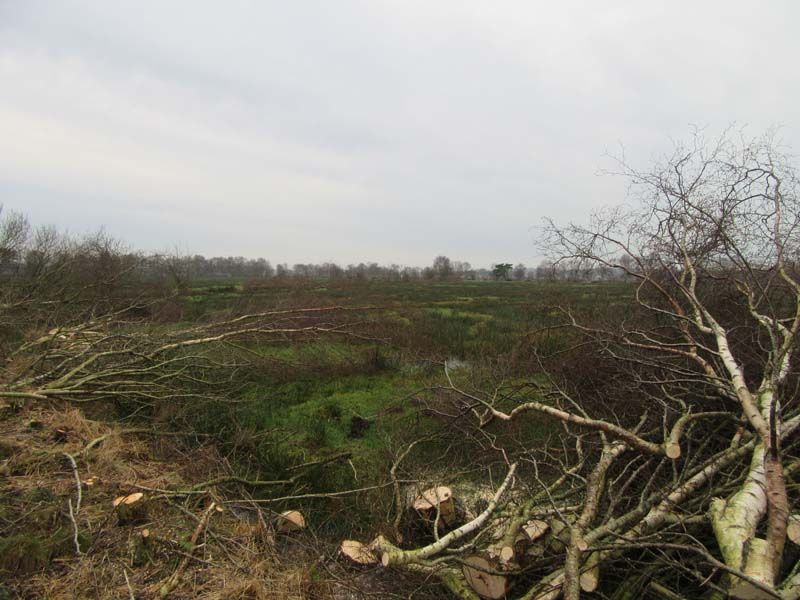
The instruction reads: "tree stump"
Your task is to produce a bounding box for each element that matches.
[276,510,306,533]
[131,528,154,567]
[412,486,455,527]
[339,540,378,566]
[113,492,148,525]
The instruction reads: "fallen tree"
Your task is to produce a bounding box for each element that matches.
[1,302,364,406]
[346,130,800,599]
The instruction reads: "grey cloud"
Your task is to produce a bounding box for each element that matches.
[1,1,799,265]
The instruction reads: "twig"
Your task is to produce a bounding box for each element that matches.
[123,567,135,600]
[67,499,81,555]
[63,452,82,513]
[63,452,82,555]
[153,501,218,598]
[230,479,409,504]
[79,428,209,456]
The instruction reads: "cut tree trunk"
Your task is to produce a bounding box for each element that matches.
[462,554,509,599]
[339,540,378,566]
[728,538,775,600]
[413,486,456,527]
[131,528,154,567]
[710,441,778,599]
[548,517,572,553]
[579,551,600,593]
[113,492,148,525]
[276,510,306,533]
[787,514,800,545]
[523,519,549,542]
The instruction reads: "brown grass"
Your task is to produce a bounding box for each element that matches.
[0,402,385,600]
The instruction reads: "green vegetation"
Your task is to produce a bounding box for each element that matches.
[0,264,636,595]
[0,535,48,574]
[176,279,632,522]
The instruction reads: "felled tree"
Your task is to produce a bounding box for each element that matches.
[355,130,800,599]
[545,128,800,598]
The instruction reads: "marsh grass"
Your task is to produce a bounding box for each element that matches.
[178,279,633,500]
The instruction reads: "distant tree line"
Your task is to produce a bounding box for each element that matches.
[142,253,630,283]
[0,209,630,306]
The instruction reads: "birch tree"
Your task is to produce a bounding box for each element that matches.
[351,130,800,599]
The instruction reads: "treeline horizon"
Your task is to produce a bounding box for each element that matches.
[159,253,629,282]
[0,208,628,286]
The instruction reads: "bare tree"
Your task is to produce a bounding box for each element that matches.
[433,255,454,279]
[347,130,800,599]
[0,207,30,266]
[513,263,527,281]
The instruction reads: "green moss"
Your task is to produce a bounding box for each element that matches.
[0,535,49,573]
[48,527,91,557]
[0,440,17,460]
[26,487,56,503]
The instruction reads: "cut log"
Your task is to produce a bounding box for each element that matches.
[728,538,775,600]
[788,514,800,545]
[113,492,148,525]
[579,551,600,592]
[664,441,682,460]
[412,485,456,526]
[370,535,394,567]
[523,519,549,542]
[339,540,378,566]
[491,518,551,565]
[548,518,572,553]
[462,555,509,599]
[276,510,306,533]
[497,532,531,567]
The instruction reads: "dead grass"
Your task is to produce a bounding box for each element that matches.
[0,401,386,600]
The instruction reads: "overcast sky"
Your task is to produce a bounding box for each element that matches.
[1,1,799,267]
